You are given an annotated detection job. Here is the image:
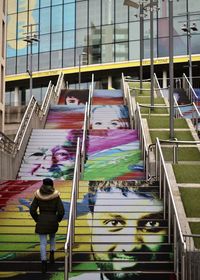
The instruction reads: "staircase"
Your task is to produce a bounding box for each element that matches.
[0,87,176,280]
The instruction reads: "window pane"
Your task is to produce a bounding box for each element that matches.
[40,7,50,34]
[188,0,200,12]
[6,57,16,75]
[115,1,128,23]
[40,34,50,52]
[76,1,88,29]
[76,28,87,47]
[7,14,17,40]
[7,41,17,57]
[102,44,114,63]
[32,53,39,72]
[63,30,75,48]
[17,12,28,39]
[18,0,28,12]
[129,21,139,41]
[51,32,62,50]
[64,3,75,30]
[129,40,139,60]
[89,0,100,27]
[17,55,26,73]
[52,0,62,5]
[88,26,101,45]
[102,0,114,25]
[115,23,128,43]
[174,36,186,56]
[63,49,75,67]
[51,50,62,69]
[39,52,50,70]
[8,0,17,14]
[40,0,50,8]
[102,25,114,44]
[115,42,128,62]
[52,5,62,32]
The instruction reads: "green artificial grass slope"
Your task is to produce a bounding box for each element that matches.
[147,116,189,129]
[136,96,165,105]
[141,107,169,114]
[179,188,200,217]
[173,165,200,183]
[150,130,195,143]
[162,147,200,162]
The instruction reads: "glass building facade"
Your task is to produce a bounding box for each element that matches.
[6,0,200,76]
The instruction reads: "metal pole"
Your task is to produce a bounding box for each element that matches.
[150,0,154,108]
[169,0,174,140]
[30,39,33,97]
[139,3,144,91]
[78,54,81,90]
[188,18,193,87]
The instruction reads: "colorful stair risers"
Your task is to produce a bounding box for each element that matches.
[90,105,130,129]
[92,89,124,105]
[69,182,175,280]
[18,129,83,180]
[83,130,144,180]
[45,105,86,129]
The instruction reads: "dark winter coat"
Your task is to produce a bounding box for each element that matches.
[30,189,65,234]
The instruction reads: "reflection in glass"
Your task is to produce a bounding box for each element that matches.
[102,44,114,63]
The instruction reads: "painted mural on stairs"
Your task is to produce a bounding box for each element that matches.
[83,130,144,180]
[0,180,175,280]
[45,89,89,129]
[90,105,130,129]
[18,129,83,180]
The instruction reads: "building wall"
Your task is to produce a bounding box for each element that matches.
[4,0,200,108]
[6,0,200,76]
[0,0,6,132]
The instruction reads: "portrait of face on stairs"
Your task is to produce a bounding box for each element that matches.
[20,129,83,180]
[72,181,173,280]
[58,89,89,105]
[90,105,130,129]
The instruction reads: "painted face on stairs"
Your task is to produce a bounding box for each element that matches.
[89,186,168,280]
[91,106,129,129]
[26,146,74,180]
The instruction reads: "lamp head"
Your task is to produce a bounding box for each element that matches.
[190,23,198,32]
[181,23,188,32]
[123,0,139,9]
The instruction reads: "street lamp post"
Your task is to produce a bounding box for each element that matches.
[168,0,174,140]
[123,0,145,90]
[23,24,39,97]
[123,0,158,106]
[181,15,198,87]
[78,52,87,90]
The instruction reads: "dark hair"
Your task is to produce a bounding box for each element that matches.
[43,178,54,187]
[64,90,89,104]
[88,180,160,213]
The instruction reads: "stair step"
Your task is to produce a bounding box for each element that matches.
[0,261,64,272]
[71,261,173,271]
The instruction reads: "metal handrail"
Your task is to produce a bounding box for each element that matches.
[155,137,187,280]
[64,138,81,280]
[1,79,55,156]
[157,138,200,164]
[174,95,184,119]
[135,103,148,180]
[55,72,64,98]
[81,102,88,175]
[154,73,164,98]
[122,74,134,129]
[122,73,127,104]
[87,74,94,126]
[183,73,198,103]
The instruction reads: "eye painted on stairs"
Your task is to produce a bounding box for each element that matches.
[103,216,126,232]
[138,213,164,233]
